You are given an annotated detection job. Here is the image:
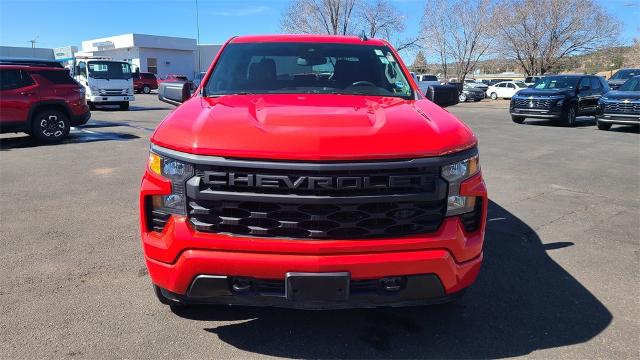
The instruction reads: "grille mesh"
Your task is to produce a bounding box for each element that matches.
[513,98,553,109]
[603,101,640,113]
[188,199,445,239]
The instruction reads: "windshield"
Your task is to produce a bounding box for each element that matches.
[88,61,132,79]
[421,75,438,81]
[611,69,639,80]
[204,42,413,99]
[619,77,640,91]
[533,76,579,90]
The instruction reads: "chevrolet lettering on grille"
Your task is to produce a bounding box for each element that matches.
[202,172,429,190]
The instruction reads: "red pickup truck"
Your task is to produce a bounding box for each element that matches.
[141,35,486,309]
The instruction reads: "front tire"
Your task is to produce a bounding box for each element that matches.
[597,120,612,130]
[564,104,577,127]
[458,93,467,102]
[31,109,70,144]
[119,102,130,111]
[490,92,498,100]
[511,115,525,124]
[142,85,151,94]
[88,102,96,111]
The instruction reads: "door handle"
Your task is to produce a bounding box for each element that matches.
[20,91,34,96]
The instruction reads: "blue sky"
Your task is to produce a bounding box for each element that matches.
[0,0,638,53]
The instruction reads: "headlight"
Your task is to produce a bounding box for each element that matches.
[148,152,194,215]
[442,155,480,216]
[89,85,99,94]
[442,155,479,183]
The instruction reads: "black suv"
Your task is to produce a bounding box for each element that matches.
[510,74,609,126]
[596,75,640,130]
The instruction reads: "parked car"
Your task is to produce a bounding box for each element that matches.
[486,81,527,100]
[459,83,485,102]
[524,76,543,87]
[157,74,189,84]
[488,79,510,86]
[463,79,488,92]
[145,34,486,309]
[596,75,640,130]
[132,72,158,94]
[416,74,438,82]
[510,74,609,126]
[0,64,90,143]
[607,68,640,90]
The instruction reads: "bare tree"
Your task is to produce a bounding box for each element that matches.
[493,0,621,75]
[356,0,418,51]
[281,0,359,35]
[420,0,494,82]
[281,0,416,52]
[420,0,451,79]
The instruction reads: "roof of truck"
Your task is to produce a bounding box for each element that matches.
[230,34,388,46]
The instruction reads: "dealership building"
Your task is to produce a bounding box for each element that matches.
[1,33,221,80]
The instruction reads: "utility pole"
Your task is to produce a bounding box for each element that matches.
[28,37,38,48]
[195,0,201,74]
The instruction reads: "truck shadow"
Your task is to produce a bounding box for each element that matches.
[172,200,612,358]
[0,129,139,150]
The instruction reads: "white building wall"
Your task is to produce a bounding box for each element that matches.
[138,48,195,79]
[196,45,222,73]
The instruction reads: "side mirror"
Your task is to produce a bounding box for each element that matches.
[425,84,459,107]
[158,82,191,106]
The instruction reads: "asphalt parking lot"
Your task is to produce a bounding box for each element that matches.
[1,94,638,359]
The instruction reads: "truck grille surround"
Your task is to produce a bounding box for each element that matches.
[154,146,477,240]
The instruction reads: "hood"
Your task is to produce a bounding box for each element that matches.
[515,88,574,97]
[151,94,476,161]
[601,90,640,101]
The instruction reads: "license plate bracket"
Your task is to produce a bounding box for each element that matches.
[286,272,350,302]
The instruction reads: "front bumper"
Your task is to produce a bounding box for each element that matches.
[596,113,640,125]
[140,169,487,308]
[510,107,562,118]
[88,95,134,103]
[70,109,91,126]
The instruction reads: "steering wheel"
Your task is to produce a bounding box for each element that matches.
[351,81,376,87]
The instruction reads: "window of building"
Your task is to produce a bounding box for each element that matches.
[147,58,158,74]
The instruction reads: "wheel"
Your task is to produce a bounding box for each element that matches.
[31,109,70,144]
[459,93,467,102]
[564,104,577,127]
[88,102,96,111]
[153,285,188,308]
[597,121,612,130]
[490,92,497,100]
[511,115,525,124]
[119,102,130,111]
[142,85,151,94]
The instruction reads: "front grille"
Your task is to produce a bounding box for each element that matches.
[513,97,553,109]
[99,89,125,96]
[188,199,445,239]
[603,101,640,113]
[175,151,466,240]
